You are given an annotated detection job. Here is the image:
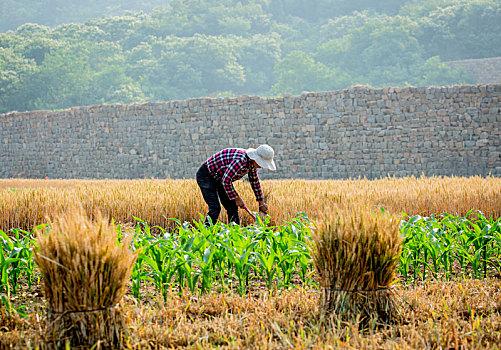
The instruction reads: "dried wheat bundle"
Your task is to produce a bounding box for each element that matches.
[34,209,136,348]
[313,207,402,326]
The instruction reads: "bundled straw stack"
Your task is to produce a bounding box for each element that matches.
[313,207,402,326]
[34,210,136,348]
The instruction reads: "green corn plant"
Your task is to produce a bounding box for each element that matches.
[400,212,501,282]
[129,218,158,299]
[223,234,257,295]
[467,218,485,278]
[439,232,454,280]
[173,234,193,292]
[292,240,313,285]
[472,212,498,278]
[269,215,313,287]
[398,220,412,282]
[190,226,217,293]
[0,230,22,316]
[198,245,216,293]
[143,238,179,301]
[276,249,297,288]
[412,226,426,281]
[488,221,501,276]
[208,222,237,291]
[7,228,35,293]
[128,214,318,296]
[400,215,418,281]
[129,236,150,300]
[130,253,148,300]
[255,247,278,289]
[175,251,200,294]
[1,231,21,293]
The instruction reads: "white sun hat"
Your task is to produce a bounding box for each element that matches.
[246,144,276,171]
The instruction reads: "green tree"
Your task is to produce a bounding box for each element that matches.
[272,50,348,94]
[20,41,143,110]
[415,56,473,86]
[318,16,418,70]
[0,48,36,113]
[145,0,271,37]
[315,14,470,87]
[0,0,168,32]
[127,35,248,100]
[11,24,60,65]
[412,0,501,60]
[265,0,411,22]
[233,34,281,94]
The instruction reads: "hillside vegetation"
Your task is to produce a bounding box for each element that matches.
[1,0,500,113]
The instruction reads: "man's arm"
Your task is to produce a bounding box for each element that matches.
[248,166,265,203]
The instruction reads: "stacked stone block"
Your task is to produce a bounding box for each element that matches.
[0,84,500,179]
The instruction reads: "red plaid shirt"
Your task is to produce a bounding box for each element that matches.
[205,148,264,201]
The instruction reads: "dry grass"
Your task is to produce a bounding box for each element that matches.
[1,176,500,230]
[34,209,136,348]
[313,207,402,325]
[1,279,499,349]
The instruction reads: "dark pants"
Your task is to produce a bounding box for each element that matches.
[196,164,240,225]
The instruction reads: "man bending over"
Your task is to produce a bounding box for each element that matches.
[196,144,276,225]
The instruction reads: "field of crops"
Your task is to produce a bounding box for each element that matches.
[1,177,500,349]
[1,177,500,230]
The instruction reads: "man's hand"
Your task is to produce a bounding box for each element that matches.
[235,196,245,208]
[258,200,268,214]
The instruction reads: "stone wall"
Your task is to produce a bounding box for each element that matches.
[1,84,500,179]
[447,57,501,84]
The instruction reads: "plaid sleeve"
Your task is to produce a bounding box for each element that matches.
[221,158,246,200]
[248,167,264,202]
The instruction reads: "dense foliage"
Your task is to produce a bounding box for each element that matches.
[1,0,500,113]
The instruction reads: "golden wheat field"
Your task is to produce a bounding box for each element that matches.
[1,176,500,349]
[1,176,500,230]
